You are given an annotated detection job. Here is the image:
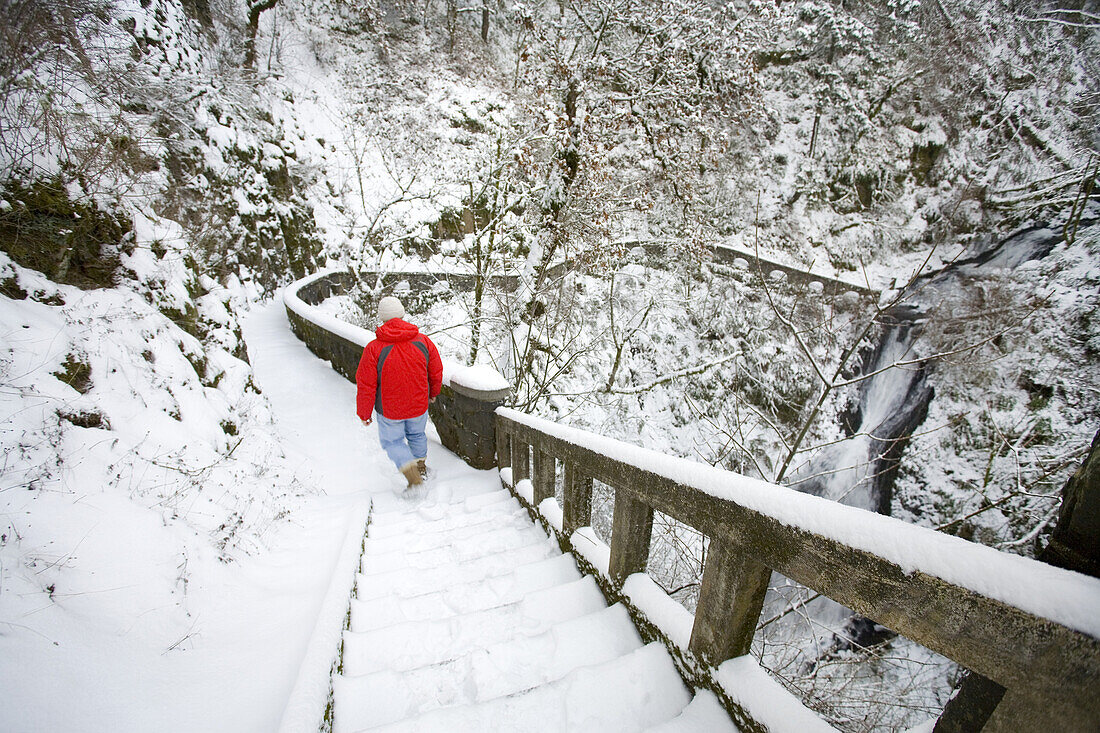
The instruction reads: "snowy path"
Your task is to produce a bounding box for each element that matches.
[243,307,741,731]
[249,295,738,731]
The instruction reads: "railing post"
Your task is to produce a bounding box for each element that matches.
[609,487,654,586]
[495,423,511,470]
[532,447,555,506]
[513,438,530,483]
[689,535,771,664]
[563,462,593,536]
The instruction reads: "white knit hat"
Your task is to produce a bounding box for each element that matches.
[377,296,405,323]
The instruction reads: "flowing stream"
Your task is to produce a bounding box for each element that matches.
[791,222,1070,515]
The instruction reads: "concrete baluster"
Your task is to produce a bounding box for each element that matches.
[513,439,530,483]
[688,535,771,664]
[496,427,511,471]
[609,488,654,587]
[563,462,593,537]
[532,446,556,506]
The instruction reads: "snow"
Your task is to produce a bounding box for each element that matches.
[497,408,1100,640]
[0,291,375,732]
[622,573,695,649]
[2,0,1096,728]
[716,657,837,733]
[539,496,565,533]
[570,526,611,577]
[446,362,511,393]
[277,502,370,733]
[516,477,535,505]
[648,690,740,732]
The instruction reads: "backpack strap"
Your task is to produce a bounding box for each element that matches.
[413,341,430,386]
[375,344,394,414]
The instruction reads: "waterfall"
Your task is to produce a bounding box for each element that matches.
[790,223,1068,515]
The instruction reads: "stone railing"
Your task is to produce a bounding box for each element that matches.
[494,409,1100,733]
[283,269,509,467]
[600,241,877,299]
[356,268,520,294]
[709,244,876,298]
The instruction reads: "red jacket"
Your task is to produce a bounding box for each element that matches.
[356,319,443,420]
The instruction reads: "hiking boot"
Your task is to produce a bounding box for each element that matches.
[417,458,428,479]
[400,460,423,487]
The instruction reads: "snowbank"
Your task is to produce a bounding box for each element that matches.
[278,501,371,733]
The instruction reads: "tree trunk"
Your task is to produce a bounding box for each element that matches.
[446,0,458,55]
[1042,428,1100,575]
[244,0,278,70]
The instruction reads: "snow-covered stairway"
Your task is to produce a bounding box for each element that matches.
[331,475,738,732]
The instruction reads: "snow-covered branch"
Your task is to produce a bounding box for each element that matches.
[610,352,739,395]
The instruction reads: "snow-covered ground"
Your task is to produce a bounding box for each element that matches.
[2,1,1096,731]
[0,296,381,732]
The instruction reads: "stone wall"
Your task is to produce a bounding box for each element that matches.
[542,241,876,300]
[285,306,364,383]
[429,381,511,470]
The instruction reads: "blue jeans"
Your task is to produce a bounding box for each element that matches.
[376,411,428,470]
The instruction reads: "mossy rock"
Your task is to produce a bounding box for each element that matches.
[53,354,92,394]
[910,141,945,184]
[59,408,109,430]
[0,180,132,290]
[1,276,27,300]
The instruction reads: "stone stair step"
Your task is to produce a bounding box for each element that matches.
[346,642,692,733]
[358,537,585,598]
[359,522,553,577]
[350,571,604,634]
[363,508,531,556]
[365,494,523,545]
[371,488,514,531]
[343,560,603,675]
[335,603,643,730]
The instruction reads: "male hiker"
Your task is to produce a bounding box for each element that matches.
[356,296,443,488]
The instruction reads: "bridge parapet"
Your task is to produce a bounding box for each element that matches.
[429,366,510,469]
[495,409,1100,733]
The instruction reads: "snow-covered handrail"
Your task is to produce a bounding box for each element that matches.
[604,239,877,297]
[495,408,1100,732]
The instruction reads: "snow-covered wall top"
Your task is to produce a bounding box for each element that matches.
[283,269,508,397]
[283,267,372,348]
[497,407,1100,641]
